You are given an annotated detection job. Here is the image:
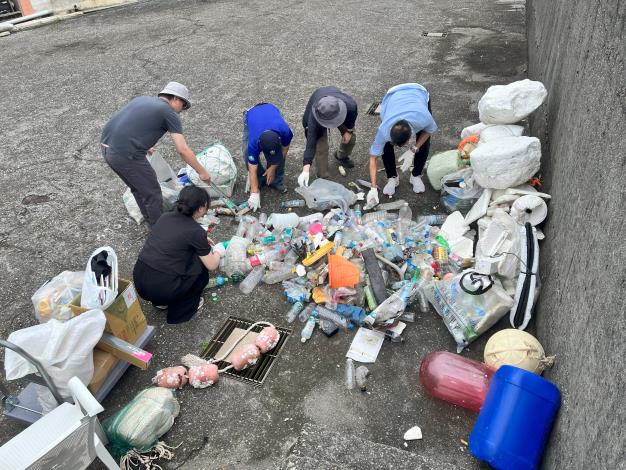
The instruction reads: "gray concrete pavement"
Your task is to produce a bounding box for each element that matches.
[0,0,526,468]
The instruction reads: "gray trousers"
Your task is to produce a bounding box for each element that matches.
[102,146,163,226]
[314,129,356,178]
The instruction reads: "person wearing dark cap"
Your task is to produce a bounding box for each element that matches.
[101,81,211,226]
[366,83,437,206]
[298,87,358,187]
[133,185,225,324]
[242,103,293,211]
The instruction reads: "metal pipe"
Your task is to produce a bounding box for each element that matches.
[0,9,52,29]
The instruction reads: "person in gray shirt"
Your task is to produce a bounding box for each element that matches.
[101,81,211,226]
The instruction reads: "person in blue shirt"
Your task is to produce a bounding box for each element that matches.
[366,83,437,206]
[242,103,293,211]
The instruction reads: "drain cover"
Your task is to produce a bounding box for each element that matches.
[422,31,448,38]
[200,316,291,386]
[366,101,381,115]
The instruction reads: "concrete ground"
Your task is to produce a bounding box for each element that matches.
[0,0,526,468]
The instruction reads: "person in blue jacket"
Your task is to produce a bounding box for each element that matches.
[242,103,293,211]
[366,83,437,206]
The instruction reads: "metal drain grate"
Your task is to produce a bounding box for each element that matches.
[199,316,291,386]
[422,31,448,38]
[366,101,381,115]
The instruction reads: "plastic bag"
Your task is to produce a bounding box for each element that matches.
[479,124,524,143]
[147,152,178,189]
[295,178,357,212]
[426,150,461,190]
[81,246,118,310]
[470,136,541,189]
[103,387,180,460]
[4,309,107,412]
[478,79,547,124]
[425,272,514,352]
[187,142,237,198]
[440,169,484,215]
[31,271,83,323]
[223,236,251,277]
[123,183,182,225]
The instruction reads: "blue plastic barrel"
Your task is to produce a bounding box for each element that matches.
[469,365,561,470]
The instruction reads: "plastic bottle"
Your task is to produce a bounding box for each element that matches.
[258,212,268,226]
[279,199,306,208]
[298,302,316,322]
[286,301,304,323]
[378,199,408,211]
[301,313,317,343]
[332,231,343,252]
[345,358,355,390]
[362,210,393,225]
[397,202,413,243]
[206,275,229,289]
[353,204,363,225]
[432,245,450,275]
[419,351,495,412]
[315,305,350,331]
[283,247,299,265]
[263,267,297,284]
[247,247,285,269]
[416,269,433,313]
[238,266,265,294]
[416,214,448,226]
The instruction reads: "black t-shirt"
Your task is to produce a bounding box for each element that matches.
[101,96,183,158]
[138,211,211,277]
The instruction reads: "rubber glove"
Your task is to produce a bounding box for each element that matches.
[298,169,310,187]
[212,242,227,257]
[248,192,261,211]
[366,187,379,207]
[398,147,416,173]
[383,177,399,197]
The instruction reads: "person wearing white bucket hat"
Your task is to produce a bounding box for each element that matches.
[298,86,358,187]
[101,81,211,226]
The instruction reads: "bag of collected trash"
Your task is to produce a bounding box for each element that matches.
[80,246,118,310]
[4,309,107,412]
[31,271,83,323]
[484,329,554,374]
[187,142,237,198]
[123,183,182,225]
[470,136,541,189]
[295,178,357,212]
[479,124,524,143]
[440,168,483,214]
[103,387,180,461]
[425,271,514,352]
[148,152,178,189]
[478,79,547,124]
[426,150,461,190]
[223,235,251,277]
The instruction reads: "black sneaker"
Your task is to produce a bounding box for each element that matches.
[334,151,354,169]
[270,183,288,193]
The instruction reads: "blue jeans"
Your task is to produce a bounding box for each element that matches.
[242,110,285,188]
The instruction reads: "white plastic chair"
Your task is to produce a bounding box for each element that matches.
[0,376,119,470]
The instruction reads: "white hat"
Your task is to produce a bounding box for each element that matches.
[159,81,191,109]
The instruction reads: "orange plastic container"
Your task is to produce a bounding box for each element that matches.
[328,254,361,288]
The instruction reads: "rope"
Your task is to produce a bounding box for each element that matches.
[119,442,181,470]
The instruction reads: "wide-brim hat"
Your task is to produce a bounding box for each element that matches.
[313,96,347,128]
[159,81,191,110]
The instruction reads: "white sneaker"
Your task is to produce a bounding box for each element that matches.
[409,175,425,193]
[382,177,400,197]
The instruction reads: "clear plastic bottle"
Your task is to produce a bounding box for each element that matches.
[279,199,306,208]
[332,231,343,252]
[397,203,413,244]
[223,236,252,277]
[263,267,297,284]
[238,266,265,294]
[353,204,363,225]
[298,302,316,322]
[416,214,448,226]
[362,210,391,225]
[206,275,229,289]
[345,358,355,390]
[315,305,350,331]
[283,247,299,265]
[247,247,285,269]
[416,269,433,313]
[378,199,408,211]
[301,314,317,343]
[286,301,304,323]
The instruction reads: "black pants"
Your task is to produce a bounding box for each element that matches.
[102,146,163,226]
[381,99,432,179]
[133,259,209,324]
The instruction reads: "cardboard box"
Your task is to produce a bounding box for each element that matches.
[97,332,153,370]
[69,278,147,343]
[89,349,119,393]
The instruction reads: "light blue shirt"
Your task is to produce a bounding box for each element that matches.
[369,83,437,156]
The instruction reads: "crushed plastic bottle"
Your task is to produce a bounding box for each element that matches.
[263,267,297,284]
[286,301,304,323]
[416,214,448,226]
[397,203,413,244]
[279,199,306,208]
[345,358,355,390]
[238,265,265,294]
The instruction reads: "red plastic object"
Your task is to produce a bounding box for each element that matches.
[419,351,495,412]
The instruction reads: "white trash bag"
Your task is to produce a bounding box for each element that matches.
[478,79,547,124]
[295,178,357,212]
[187,142,237,198]
[4,309,107,412]
[470,136,541,189]
[81,246,118,310]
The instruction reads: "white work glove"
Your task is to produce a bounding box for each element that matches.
[212,242,227,257]
[398,148,415,173]
[248,192,261,212]
[366,187,379,207]
[245,174,251,193]
[298,169,310,187]
[383,177,399,197]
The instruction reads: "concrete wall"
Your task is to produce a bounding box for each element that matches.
[526,1,626,468]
